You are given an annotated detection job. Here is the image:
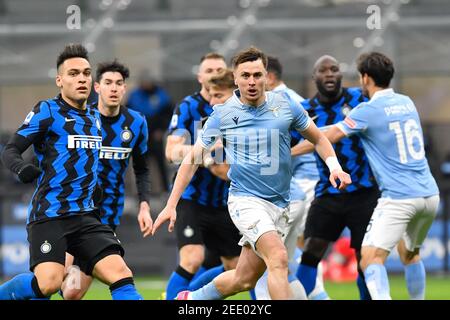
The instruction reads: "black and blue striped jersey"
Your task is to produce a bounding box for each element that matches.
[15,95,102,224]
[301,87,376,197]
[168,92,228,207]
[97,106,149,226]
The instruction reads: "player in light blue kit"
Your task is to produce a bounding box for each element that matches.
[253,56,328,300]
[151,47,351,300]
[294,52,439,300]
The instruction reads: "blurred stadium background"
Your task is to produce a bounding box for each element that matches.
[1,0,450,299]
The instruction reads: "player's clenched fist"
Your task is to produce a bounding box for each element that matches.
[151,206,177,235]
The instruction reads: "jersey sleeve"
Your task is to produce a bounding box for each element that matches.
[197,109,221,150]
[287,95,311,132]
[167,100,191,136]
[16,101,52,143]
[135,115,149,155]
[336,103,370,136]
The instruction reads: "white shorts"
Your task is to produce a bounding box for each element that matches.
[227,195,290,257]
[284,178,317,259]
[362,195,440,252]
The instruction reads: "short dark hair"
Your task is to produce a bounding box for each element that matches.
[357,52,394,88]
[208,69,236,90]
[96,60,130,82]
[56,43,89,69]
[267,56,282,80]
[231,46,268,69]
[200,52,225,64]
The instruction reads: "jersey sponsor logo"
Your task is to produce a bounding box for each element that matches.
[120,128,133,142]
[100,146,132,160]
[68,135,102,149]
[23,111,35,125]
[40,241,52,254]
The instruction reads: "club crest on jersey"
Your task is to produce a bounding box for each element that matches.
[120,127,133,142]
[40,241,52,254]
[23,111,35,125]
[341,104,351,116]
[269,105,281,117]
[68,135,102,149]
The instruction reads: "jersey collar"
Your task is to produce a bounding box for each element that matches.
[370,88,394,102]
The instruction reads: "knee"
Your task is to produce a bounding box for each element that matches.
[303,237,329,259]
[63,288,85,300]
[400,251,421,265]
[266,249,289,271]
[37,273,64,296]
[179,246,205,273]
[359,248,386,271]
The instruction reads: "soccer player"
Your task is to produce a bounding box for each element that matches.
[164,53,241,300]
[292,55,379,300]
[60,60,152,300]
[152,47,351,300]
[253,56,328,300]
[0,44,142,300]
[185,69,239,291]
[296,52,439,300]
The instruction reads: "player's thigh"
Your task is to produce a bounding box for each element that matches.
[175,199,204,249]
[256,231,289,269]
[227,195,288,256]
[201,206,241,260]
[303,195,345,243]
[362,197,414,252]
[68,213,124,277]
[345,187,380,250]
[27,218,68,276]
[403,195,439,252]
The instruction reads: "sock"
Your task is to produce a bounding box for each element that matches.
[166,265,195,300]
[297,264,317,295]
[191,266,207,282]
[308,262,330,300]
[357,273,372,300]
[249,288,256,300]
[405,261,425,300]
[254,272,270,300]
[0,273,45,300]
[289,278,307,300]
[110,277,143,300]
[191,281,224,300]
[364,264,391,300]
[188,265,225,291]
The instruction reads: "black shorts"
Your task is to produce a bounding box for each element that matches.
[27,212,123,275]
[304,187,380,250]
[175,199,241,258]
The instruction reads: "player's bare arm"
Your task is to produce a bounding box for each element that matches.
[152,141,206,235]
[300,122,351,190]
[291,124,346,156]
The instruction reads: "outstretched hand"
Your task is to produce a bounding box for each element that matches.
[151,205,177,236]
[329,169,352,190]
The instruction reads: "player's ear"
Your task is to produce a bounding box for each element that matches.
[94,82,100,93]
[55,74,62,88]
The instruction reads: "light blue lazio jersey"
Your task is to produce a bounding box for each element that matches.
[272,83,319,201]
[199,90,311,208]
[337,88,439,199]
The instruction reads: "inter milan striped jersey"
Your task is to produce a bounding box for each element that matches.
[168,92,228,207]
[302,87,376,197]
[97,106,148,226]
[16,95,102,224]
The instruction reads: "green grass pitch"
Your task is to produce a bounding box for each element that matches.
[51,274,450,300]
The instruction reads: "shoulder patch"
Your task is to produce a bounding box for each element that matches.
[23,111,35,125]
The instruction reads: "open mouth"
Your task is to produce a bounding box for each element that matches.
[324,81,336,90]
[77,86,88,92]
